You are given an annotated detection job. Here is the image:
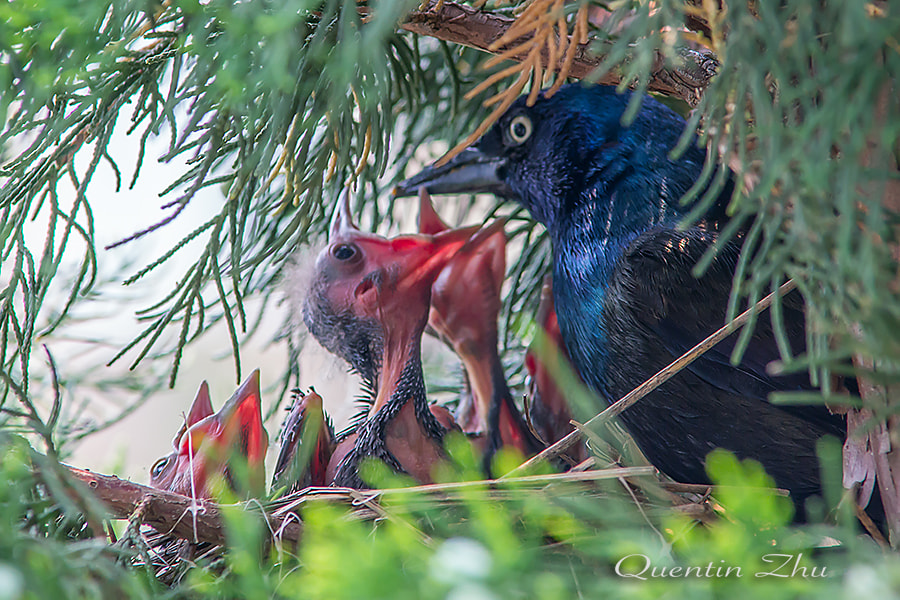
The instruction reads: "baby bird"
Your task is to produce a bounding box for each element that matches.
[418,188,542,472]
[303,192,478,488]
[149,371,268,499]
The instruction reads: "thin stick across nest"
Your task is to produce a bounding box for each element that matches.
[64,458,788,553]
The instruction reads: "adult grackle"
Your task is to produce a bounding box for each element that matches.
[396,83,849,519]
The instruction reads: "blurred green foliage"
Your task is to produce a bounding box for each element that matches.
[0,434,162,599]
[8,425,900,599]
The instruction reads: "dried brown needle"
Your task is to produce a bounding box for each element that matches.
[437,0,590,166]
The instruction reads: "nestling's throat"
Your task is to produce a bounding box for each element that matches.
[370,328,424,418]
[373,336,447,483]
[456,351,495,434]
[384,399,445,484]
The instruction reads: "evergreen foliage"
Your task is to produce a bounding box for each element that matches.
[1,0,899,596]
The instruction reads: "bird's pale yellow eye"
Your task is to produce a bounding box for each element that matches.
[508,115,533,145]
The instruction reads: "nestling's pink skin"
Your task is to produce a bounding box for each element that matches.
[149,371,269,499]
[272,388,335,491]
[426,216,507,435]
[307,191,480,486]
[418,188,540,462]
[314,191,479,416]
[325,433,357,485]
[525,279,586,461]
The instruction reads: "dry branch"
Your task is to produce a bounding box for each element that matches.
[401,0,719,107]
[843,76,900,547]
[62,464,719,550]
[65,466,303,546]
[63,465,660,547]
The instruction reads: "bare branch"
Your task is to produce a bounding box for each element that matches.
[65,466,303,546]
[848,78,900,546]
[401,0,718,107]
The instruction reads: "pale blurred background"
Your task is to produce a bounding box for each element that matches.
[15,108,472,487]
[36,117,366,485]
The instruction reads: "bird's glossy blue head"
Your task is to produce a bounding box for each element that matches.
[397,84,710,242]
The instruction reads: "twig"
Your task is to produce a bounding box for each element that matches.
[848,77,900,547]
[348,490,434,546]
[57,462,755,552]
[64,466,303,546]
[503,279,798,477]
[370,465,657,497]
[855,503,890,548]
[618,476,667,544]
[570,457,595,472]
[657,482,789,497]
[271,466,657,517]
[61,463,656,548]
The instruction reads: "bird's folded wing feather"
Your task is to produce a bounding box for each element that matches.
[613,225,845,437]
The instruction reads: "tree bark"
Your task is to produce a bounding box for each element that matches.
[847,78,900,546]
[401,1,718,107]
[65,466,303,547]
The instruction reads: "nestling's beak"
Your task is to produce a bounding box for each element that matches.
[394,147,510,198]
[216,369,268,466]
[357,224,482,306]
[171,381,214,447]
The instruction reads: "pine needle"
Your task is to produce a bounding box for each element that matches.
[439,0,590,166]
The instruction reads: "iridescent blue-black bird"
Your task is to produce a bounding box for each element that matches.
[396,83,848,519]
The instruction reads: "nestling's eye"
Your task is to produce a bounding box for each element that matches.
[331,244,358,261]
[151,457,169,479]
[508,115,533,145]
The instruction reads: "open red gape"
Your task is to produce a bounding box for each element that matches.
[416,188,540,466]
[149,370,269,499]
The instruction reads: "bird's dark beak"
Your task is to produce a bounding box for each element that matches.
[394,148,510,198]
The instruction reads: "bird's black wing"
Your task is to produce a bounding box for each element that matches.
[607,224,845,436]
[593,225,844,504]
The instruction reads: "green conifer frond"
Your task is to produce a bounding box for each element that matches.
[4,0,900,593]
[1,0,501,400]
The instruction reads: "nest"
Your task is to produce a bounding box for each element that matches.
[67,461,731,585]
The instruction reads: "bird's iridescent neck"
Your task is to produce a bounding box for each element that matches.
[547,195,673,400]
[549,198,647,287]
[548,239,608,398]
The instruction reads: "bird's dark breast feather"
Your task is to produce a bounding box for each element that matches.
[588,225,844,498]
